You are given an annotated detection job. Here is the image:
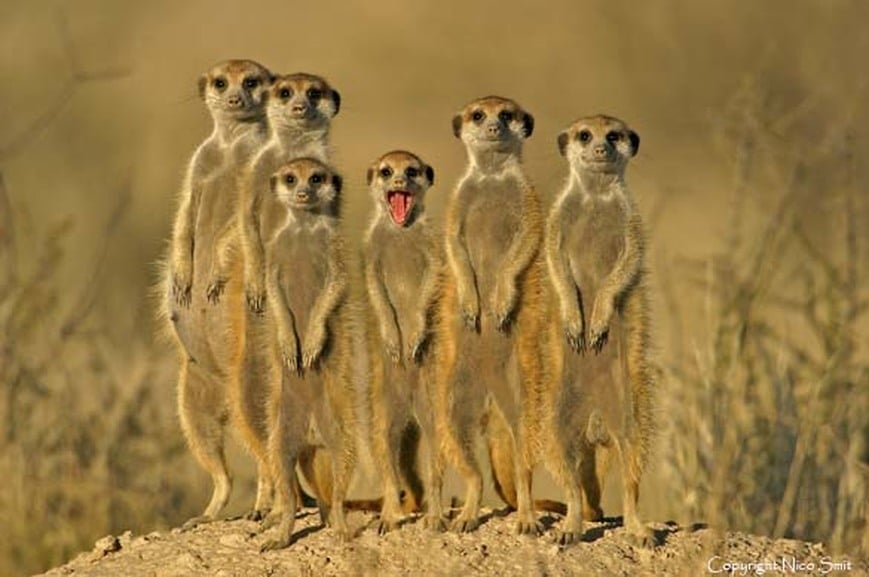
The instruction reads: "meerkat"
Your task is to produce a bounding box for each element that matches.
[230,73,341,520]
[436,96,547,535]
[544,115,655,546]
[163,58,273,528]
[258,158,358,551]
[363,150,447,533]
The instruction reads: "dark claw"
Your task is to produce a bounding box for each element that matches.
[566,330,586,354]
[496,311,514,333]
[591,329,608,354]
[246,293,265,314]
[462,312,479,331]
[173,284,192,308]
[206,280,225,304]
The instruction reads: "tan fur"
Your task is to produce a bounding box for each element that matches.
[544,115,655,546]
[257,158,358,551]
[231,73,340,519]
[435,96,547,535]
[161,59,272,528]
[363,150,448,533]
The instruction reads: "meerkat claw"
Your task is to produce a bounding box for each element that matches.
[206,279,225,304]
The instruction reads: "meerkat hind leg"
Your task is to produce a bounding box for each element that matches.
[178,361,232,530]
[614,436,655,547]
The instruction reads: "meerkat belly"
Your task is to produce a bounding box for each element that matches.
[462,180,523,306]
[380,234,428,336]
[566,202,627,300]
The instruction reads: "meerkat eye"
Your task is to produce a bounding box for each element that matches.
[578,130,592,143]
[606,131,621,143]
[471,110,485,123]
[213,77,227,90]
[498,110,514,123]
[279,87,292,99]
[310,173,324,185]
[243,77,259,89]
[379,166,393,179]
[306,88,323,100]
[405,166,419,179]
[284,174,296,185]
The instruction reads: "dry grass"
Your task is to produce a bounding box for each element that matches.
[658,80,868,556]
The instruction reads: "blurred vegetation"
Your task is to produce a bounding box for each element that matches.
[1,0,867,574]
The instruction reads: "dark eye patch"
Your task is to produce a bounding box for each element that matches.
[405,166,419,178]
[606,131,621,143]
[498,110,514,123]
[310,173,324,185]
[243,77,259,89]
[471,110,485,123]
[578,130,592,143]
[284,174,296,185]
[213,77,227,90]
[307,87,323,100]
[379,166,393,179]
[279,87,292,99]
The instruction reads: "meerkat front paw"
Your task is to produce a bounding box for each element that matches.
[246,289,266,314]
[301,327,326,370]
[563,312,586,353]
[171,264,193,307]
[206,276,226,304]
[406,329,428,364]
[457,291,480,330]
[279,337,301,375]
[382,330,402,364]
[588,299,613,354]
[492,278,518,331]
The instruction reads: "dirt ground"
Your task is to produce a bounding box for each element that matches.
[38,508,866,577]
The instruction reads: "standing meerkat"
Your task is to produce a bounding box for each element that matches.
[545,115,655,546]
[232,73,341,520]
[364,150,446,533]
[437,96,547,535]
[163,58,272,528]
[259,157,358,551]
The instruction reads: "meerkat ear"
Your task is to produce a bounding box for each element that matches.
[197,75,208,100]
[366,166,375,186]
[557,131,569,157]
[425,165,435,185]
[628,131,640,156]
[269,174,278,193]
[332,174,343,194]
[330,90,341,115]
[452,114,463,138]
[522,112,535,138]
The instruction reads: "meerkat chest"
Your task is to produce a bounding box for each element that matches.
[374,226,431,322]
[270,227,332,325]
[459,176,523,275]
[565,196,628,288]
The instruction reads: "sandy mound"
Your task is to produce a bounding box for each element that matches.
[37,508,865,577]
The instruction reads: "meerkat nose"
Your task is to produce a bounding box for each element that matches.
[227,94,243,108]
[592,144,608,158]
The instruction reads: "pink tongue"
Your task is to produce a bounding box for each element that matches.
[389,192,409,224]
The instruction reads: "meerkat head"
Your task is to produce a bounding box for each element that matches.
[198,59,273,122]
[266,73,341,132]
[452,96,534,155]
[366,150,434,228]
[557,115,639,176]
[270,158,343,218]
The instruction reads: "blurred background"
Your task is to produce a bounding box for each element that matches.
[1,0,867,574]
